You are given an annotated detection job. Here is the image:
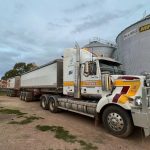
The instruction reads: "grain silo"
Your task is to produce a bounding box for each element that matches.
[82,39,116,58]
[116,14,150,75]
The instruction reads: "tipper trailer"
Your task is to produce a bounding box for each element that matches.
[13,46,150,137]
[20,59,63,101]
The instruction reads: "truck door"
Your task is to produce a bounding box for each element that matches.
[80,61,102,98]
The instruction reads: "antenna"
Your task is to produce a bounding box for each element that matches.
[91,47,94,62]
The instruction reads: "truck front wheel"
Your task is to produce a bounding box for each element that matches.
[102,106,134,137]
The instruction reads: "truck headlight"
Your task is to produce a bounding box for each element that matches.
[135,96,142,106]
[146,79,150,87]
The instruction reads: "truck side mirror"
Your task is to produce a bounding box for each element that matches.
[102,73,112,91]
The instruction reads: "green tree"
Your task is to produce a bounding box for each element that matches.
[1,62,37,80]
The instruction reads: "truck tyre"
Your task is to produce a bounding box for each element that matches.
[6,90,9,96]
[102,106,134,138]
[9,90,12,97]
[24,92,32,102]
[10,90,15,97]
[8,90,11,97]
[20,92,24,100]
[24,92,28,102]
[40,95,49,110]
[48,96,59,113]
[20,92,22,100]
[22,92,26,101]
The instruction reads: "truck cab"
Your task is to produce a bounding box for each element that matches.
[63,48,123,99]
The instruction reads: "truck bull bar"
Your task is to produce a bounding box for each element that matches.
[131,87,150,137]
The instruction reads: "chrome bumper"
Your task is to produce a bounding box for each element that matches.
[131,87,150,137]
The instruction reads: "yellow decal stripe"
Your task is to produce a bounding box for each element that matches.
[81,80,102,87]
[63,80,102,87]
[63,81,74,86]
[114,79,141,104]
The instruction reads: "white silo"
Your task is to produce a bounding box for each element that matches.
[82,39,117,58]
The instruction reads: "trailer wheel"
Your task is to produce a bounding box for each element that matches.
[24,92,28,102]
[49,96,59,113]
[24,92,32,102]
[102,106,134,138]
[6,90,9,96]
[40,95,49,110]
[20,92,25,100]
[10,90,16,97]
[8,90,10,96]
[19,92,22,100]
[22,92,26,101]
[9,90,11,97]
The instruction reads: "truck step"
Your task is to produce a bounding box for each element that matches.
[58,106,95,118]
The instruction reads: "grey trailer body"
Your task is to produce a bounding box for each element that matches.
[21,59,63,90]
[20,59,63,101]
[7,76,20,97]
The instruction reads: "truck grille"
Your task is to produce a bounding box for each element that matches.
[143,87,150,108]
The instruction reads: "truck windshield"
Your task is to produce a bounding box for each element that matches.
[99,60,124,75]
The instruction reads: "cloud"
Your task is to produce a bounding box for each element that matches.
[63,18,72,23]
[64,3,90,13]
[72,4,145,33]
[63,0,104,13]
[0,0,148,78]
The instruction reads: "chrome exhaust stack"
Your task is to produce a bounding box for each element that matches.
[74,42,81,99]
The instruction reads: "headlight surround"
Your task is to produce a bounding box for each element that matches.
[135,96,142,106]
[142,72,150,87]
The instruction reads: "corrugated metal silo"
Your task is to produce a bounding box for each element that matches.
[116,15,150,75]
[83,40,116,58]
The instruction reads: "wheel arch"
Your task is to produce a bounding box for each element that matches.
[98,103,132,122]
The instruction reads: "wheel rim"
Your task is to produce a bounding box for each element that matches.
[49,100,54,111]
[23,93,25,101]
[107,112,124,132]
[24,94,27,101]
[42,98,46,108]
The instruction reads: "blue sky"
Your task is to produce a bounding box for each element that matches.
[0,0,149,78]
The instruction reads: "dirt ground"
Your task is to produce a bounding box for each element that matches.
[0,96,150,150]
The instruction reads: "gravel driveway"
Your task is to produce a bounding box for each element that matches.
[0,96,150,150]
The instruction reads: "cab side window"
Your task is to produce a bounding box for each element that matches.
[89,62,96,75]
[84,61,97,76]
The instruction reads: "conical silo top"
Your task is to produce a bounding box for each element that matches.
[83,40,116,49]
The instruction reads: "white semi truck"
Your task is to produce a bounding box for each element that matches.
[16,46,150,137]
